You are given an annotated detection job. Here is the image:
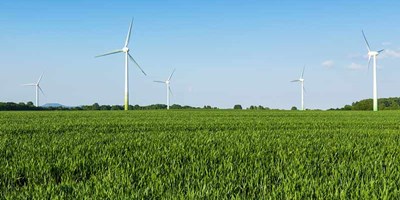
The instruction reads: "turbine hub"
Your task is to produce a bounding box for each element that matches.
[122,47,129,53]
[166,80,170,84]
[368,51,379,56]
[299,79,304,82]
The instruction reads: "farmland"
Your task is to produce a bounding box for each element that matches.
[1,110,400,199]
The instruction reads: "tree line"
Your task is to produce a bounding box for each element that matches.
[331,97,400,111]
[5,98,400,111]
[0,102,271,111]
[0,102,203,111]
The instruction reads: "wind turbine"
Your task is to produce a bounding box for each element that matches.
[23,73,45,107]
[362,30,384,111]
[154,69,175,110]
[95,18,146,111]
[291,66,306,111]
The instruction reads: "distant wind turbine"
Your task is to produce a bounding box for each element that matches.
[154,69,175,110]
[23,73,45,107]
[95,18,146,111]
[291,66,306,111]
[362,30,384,111]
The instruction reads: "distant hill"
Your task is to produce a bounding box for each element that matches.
[42,103,67,108]
[334,97,400,110]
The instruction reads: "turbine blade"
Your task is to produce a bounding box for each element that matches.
[301,65,305,79]
[362,30,371,52]
[378,49,385,53]
[168,68,176,81]
[303,85,307,94]
[22,83,36,86]
[291,80,300,82]
[169,86,173,96]
[125,18,133,47]
[95,49,123,58]
[38,86,46,97]
[37,73,44,84]
[368,56,372,70]
[154,81,165,83]
[128,53,147,76]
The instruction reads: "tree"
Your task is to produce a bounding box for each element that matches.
[111,105,123,110]
[234,105,242,110]
[133,105,141,110]
[203,105,212,109]
[351,99,372,110]
[100,105,111,110]
[92,103,100,110]
[291,106,298,111]
[170,104,182,109]
[343,105,352,110]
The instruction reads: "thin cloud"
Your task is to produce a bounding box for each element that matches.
[348,53,365,59]
[382,42,392,46]
[347,63,364,70]
[349,49,400,60]
[322,60,334,68]
[381,49,400,58]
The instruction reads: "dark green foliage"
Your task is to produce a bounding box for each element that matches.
[0,102,38,111]
[203,105,218,109]
[248,105,269,110]
[334,97,400,110]
[0,102,201,111]
[1,110,400,198]
[233,104,242,110]
[92,103,100,110]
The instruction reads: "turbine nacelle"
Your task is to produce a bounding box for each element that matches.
[368,51,379,57]
[122,47,129,53]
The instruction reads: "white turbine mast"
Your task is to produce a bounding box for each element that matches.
[362,30,384,111]
[96,18,146,111]
[291,66,306,111]
[154,69,176,110]
[22,73,45,107]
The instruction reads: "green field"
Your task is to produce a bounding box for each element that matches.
[1,110,400,199]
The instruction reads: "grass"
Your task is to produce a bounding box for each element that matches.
[1,110,400,199]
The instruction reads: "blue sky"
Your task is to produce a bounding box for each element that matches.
[1,0,400,109]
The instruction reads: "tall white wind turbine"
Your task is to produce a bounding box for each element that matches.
[154,69,175,110]
[362,30,384,111]
[96,18,146,111]
[23,73,45,107]
[291,66,306,111]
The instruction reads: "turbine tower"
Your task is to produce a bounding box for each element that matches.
[154,69,175,110]
[23,73,45,107]
[291,66,306,111]
[362,30,384,111]
[96,18,146,111]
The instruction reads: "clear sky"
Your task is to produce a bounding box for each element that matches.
[1,0,400,109]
